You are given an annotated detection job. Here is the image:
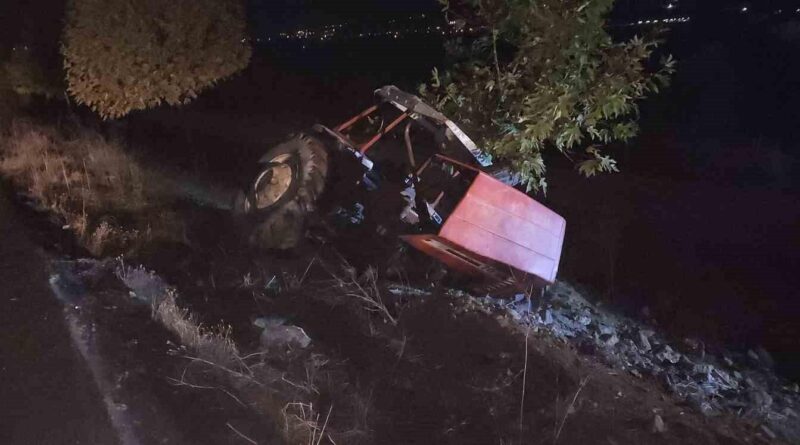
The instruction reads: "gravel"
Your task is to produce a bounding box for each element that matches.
[469,281,800,443]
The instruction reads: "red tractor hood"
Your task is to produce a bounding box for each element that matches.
[402,172,566,287]
[441,172,566,283]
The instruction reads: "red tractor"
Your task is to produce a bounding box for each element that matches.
[233,86,565,294]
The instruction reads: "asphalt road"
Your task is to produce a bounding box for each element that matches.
[0,188,119,445]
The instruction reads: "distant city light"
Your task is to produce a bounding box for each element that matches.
[262,13,483,43]
[625,15,690,27]
[261,10,705,44]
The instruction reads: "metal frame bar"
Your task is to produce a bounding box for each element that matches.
[403,122,416,168]
[434,154,482,173]
[335,105,379,132]
[359,112,409,154]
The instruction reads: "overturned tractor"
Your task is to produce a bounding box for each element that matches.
[234,86,565,294]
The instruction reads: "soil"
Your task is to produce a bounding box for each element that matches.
[1,128,785,444]
[1,184,287,445]
[107,200,774,444]
[268,290,757,445]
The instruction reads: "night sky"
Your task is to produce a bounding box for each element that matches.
[247,0,800,34]
[4,0,800,46]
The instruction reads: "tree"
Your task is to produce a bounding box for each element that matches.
[62,0,251,119]
[421,0,675,191]
[1,46,64,99]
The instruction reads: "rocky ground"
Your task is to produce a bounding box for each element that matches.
[477,283,800,442]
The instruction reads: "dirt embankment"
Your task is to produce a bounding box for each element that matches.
[44,247,774,445]
[100,226,777,445]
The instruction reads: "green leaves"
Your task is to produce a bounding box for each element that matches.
[557,124,583,150]
[578,147,619,177]
[612,121,638,141]
[421,0,674,190]
[431,67,442,88]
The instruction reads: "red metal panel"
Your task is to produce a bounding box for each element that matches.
[400,235,494,277]
[466,173,565,238]
[439,173,565,283]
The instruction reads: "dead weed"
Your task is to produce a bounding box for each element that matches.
[134,270,363,444]
[325,263,397,326]
[0,120,182,254]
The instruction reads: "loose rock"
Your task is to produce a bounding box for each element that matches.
[601,333,620,348]
[260,324,312,350]
[653,415,666,433]
[656,346,681,364]
[748,390,773,410]
[754,347,775,369]
[470,281,800,444]
[638,330,653,352]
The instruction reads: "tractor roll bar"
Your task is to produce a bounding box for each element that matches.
[335,105,378,133]
[359,112,409,153]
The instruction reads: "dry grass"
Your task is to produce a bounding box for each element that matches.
[0,120,181,255]
[553,376,590,444]
[325,264,397,326]
[152,289,241,368]
[151,286,327,444]
[130,267,364,445]
[282,402,335,445]
[0,120,150,210]
[226,422,258,444]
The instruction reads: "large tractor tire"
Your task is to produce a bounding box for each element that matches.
[233,134,329,250]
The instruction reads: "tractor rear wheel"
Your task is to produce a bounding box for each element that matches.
[233,134,329,250]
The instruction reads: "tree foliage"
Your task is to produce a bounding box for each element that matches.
[62,0,251,119]
[421,0,675,191]
[1,47,64,99]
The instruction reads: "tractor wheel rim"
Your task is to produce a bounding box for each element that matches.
[253,154,294,209]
